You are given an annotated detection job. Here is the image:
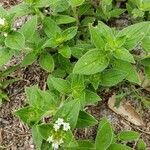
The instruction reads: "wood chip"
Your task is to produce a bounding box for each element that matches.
[0,128,2,144]
[108,95,144,126]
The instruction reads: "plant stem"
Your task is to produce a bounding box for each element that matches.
[72,7,79,26]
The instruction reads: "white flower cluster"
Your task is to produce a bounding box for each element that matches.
[0,17,5,26]
[47,118,70,150]
[0,17,8,37]
[47,136,64,150]
[53,118,70,132]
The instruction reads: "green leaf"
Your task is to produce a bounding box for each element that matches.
[117,131,140,142]
[145,66,150,79]
[101,0,112,5]
[141,57,150,66]
[50,77,71,93]
[0,65,19,78]
[43,17,61,38]
[89,73,101,90]
[24,0,38,4]
[25,85,39,105]
[52,68,66,78]
[89,25,105,51]
[0,48,13,66]
[0,91,9,102]
[141,98,150,109]
[49,0,70,13]
[31,126,43,150]
[54,100,80,129]
[95,118,114,150]
[132,8,144,18]
[19,16,37,41]
[142,36,150,52]
[25,86,56,111]
[70,44,91,59]
[108,144,132,150]
[55,15,76,24]
[15,106,44,126]
[8,3,32,17]
[40,141,51,150]
[117,22,150,50]
[97,21,114,43]
[85,90,101,105]
[100,69,127,86]
[137,139,146,150]
[69,0,85,7]
[71,74,85,98]
[38,124,53,140]
[110,8,126,18]
[76,111,98,128]
[73,49,109,75]
[62,27,77,42]
[1,78,19,89]
[115,36,127,47]
[63,131,78,148]
[113,60,141,84]
[21,51,38,67]
[0,6,8,17]
[57,54,73,74]
[113,47,135,63]
[39,52,54,72]
[71,140,95,150]
[5,32,25,50]
[58,45,71,58]
[42,38,59,48]
[34,0,52,7]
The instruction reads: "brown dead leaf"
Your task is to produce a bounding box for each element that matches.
[108,95,144,126]
[139,72,150,92]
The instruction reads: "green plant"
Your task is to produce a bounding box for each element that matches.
[0,0,150,149]
[127,0,150,20]
[0,65,19,105]
[96,0,126,21]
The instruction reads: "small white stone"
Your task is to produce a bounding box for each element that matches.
[16,22,20,27]
[30,145,34,149]
[63,122,70,131]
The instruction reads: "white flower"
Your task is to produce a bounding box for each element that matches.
[3,33,8,37]
[59,139,64,144]
[53,123,60,131]
[52,142,59,150]
[63,122,70,131]
[47,136,54,143]
[0,17,5,26]
[55,118,64,126]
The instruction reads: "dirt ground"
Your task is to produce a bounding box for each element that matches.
[0,0,150,150]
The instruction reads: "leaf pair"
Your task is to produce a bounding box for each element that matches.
[15,86,56,126]
[73,22,150,78]
[75,118,140,150]
[43,17,77,49]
